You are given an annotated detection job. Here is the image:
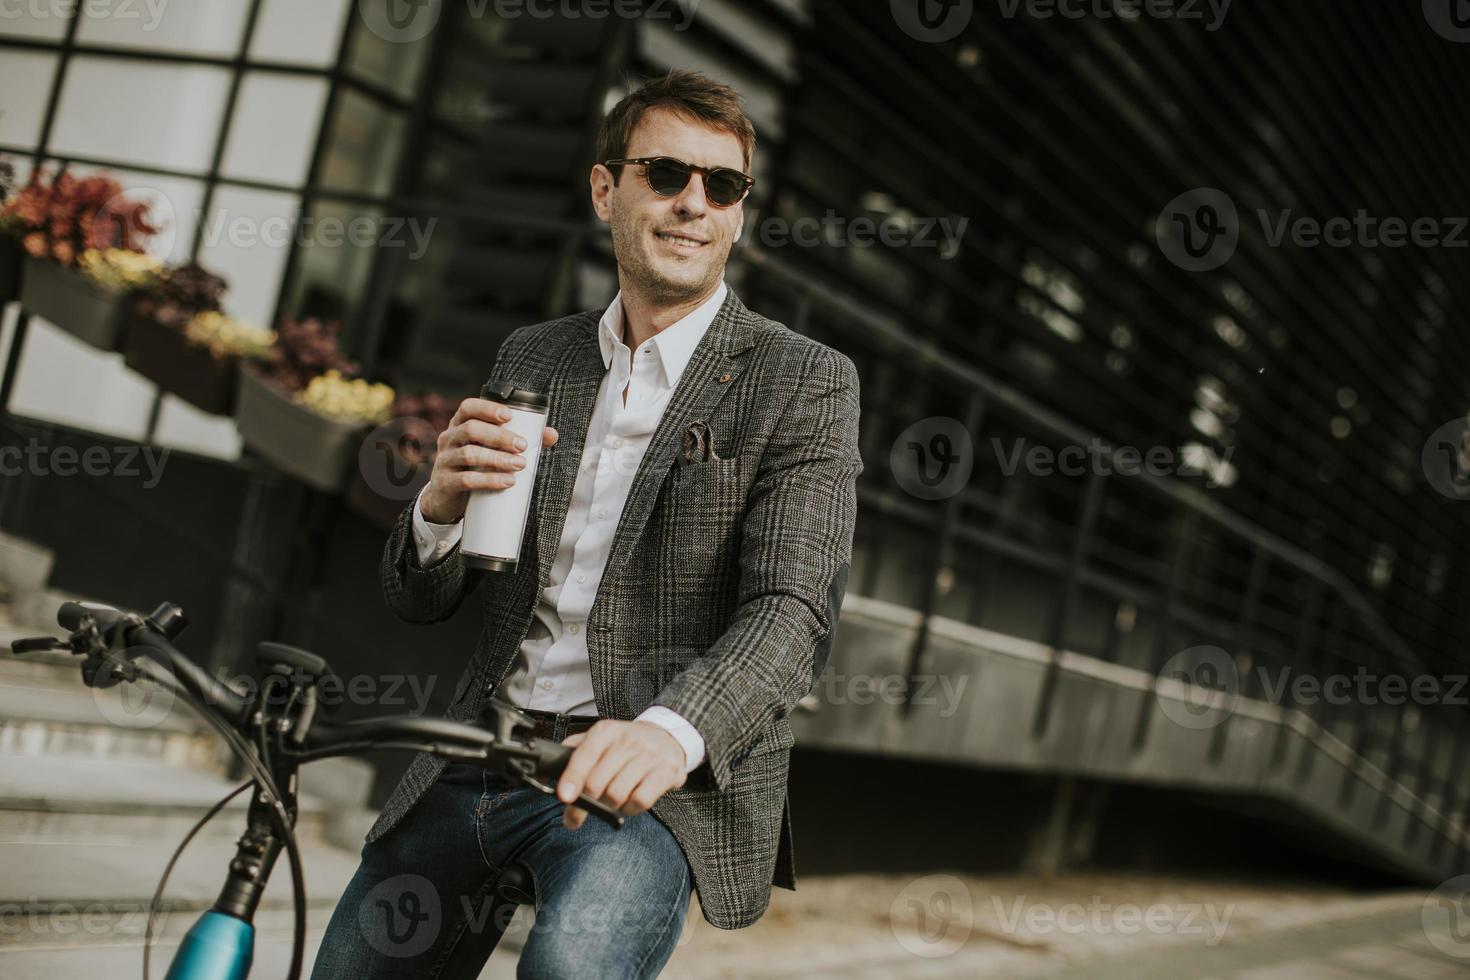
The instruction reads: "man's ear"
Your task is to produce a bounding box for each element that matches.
[590,164,614,224]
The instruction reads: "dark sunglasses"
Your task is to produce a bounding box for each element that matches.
[604,156,755,208]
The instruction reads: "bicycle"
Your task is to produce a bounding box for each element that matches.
[9,598,626,980]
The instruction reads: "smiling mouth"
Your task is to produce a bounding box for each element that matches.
[654,230,709,251]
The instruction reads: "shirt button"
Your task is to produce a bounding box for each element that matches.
[612,438,622,448]
[577,573,586,583]
[569,624,579,635]
[434,540,448,555]
[540,680,553,690]
[597,508,607,519]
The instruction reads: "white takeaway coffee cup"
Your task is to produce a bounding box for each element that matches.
[461,380,549,572]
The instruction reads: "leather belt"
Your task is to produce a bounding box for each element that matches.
[521,708,599,742]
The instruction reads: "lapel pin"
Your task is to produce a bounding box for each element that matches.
[718,373,732,383]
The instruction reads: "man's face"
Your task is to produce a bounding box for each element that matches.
[591,108,747,304]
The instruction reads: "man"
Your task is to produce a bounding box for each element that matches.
[313,68,862,979]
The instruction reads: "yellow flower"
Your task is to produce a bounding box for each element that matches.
[79,247,162,291]
[184,310,274,360]
[296,370,395,424]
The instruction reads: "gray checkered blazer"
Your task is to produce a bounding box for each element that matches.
[367,286,863,930]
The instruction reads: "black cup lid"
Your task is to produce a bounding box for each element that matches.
[481,380,548,411]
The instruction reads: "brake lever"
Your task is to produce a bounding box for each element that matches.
[516,770,627,829]
[10,636,67,654]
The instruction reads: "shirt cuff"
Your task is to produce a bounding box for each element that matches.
[411,484,464,566]
[635,705,707,774]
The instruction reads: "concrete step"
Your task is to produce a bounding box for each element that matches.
[0,750,376,847]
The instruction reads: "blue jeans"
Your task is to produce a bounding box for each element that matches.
[311,762,692,979]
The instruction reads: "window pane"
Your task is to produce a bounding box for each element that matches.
[76,0,249,56]
[0,50,57,146]
[195,185,300,330]
[318,88,404,198]
[48,57,232,174]
[221,72,329,187]
[249,0,351,66]
[282,198,386,337]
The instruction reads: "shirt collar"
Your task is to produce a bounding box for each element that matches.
[598,280,728,387]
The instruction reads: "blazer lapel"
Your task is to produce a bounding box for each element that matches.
[528,323,603,594]
[595,288,754,598]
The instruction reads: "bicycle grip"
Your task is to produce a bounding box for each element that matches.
[57,601,121,632]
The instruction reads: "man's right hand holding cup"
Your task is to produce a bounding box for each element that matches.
[419,397,559,525]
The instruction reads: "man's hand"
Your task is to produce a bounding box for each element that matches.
[557,720,687,830]
[420,397,559,524]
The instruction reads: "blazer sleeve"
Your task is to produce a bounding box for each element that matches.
[652,347,863,792]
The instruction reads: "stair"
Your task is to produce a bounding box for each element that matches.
[0,539,386,974]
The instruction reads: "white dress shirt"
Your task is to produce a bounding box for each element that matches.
[410,281,730,774]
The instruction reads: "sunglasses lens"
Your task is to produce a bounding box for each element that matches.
[706,170,749,207]
[644,159,692,196]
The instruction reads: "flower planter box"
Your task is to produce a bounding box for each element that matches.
[234,366,367,492]
[18,256,130,351]
[122,313,241,416]
[0,238,23,305]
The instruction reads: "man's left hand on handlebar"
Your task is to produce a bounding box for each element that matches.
[556,720,687,830]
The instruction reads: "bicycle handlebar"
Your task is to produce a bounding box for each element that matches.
[31,599,619,825]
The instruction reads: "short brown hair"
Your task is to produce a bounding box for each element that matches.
[595,69,757,174]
